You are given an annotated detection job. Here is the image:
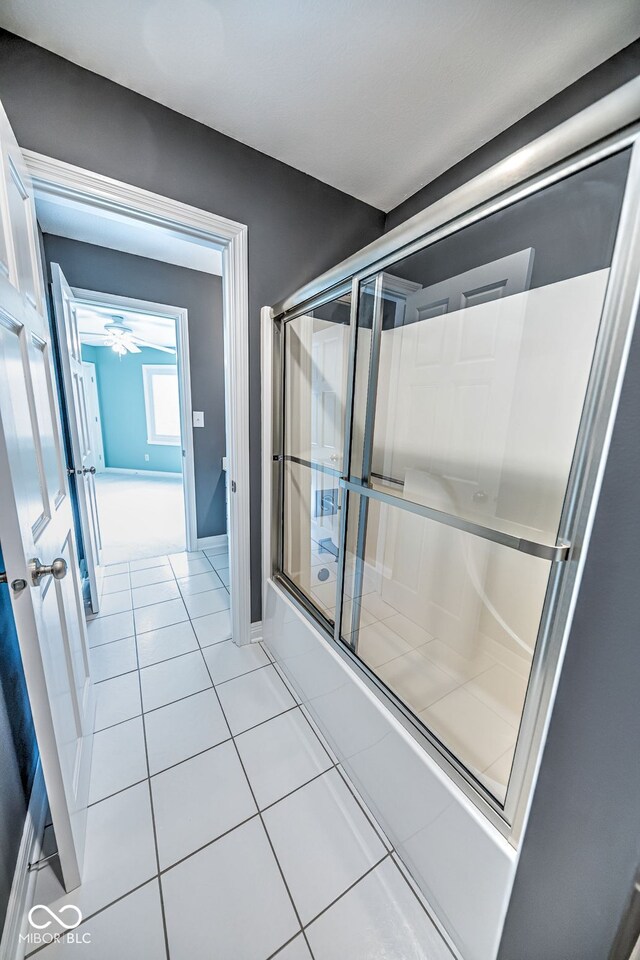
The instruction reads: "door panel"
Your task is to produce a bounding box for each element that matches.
[0,99,93,891]
[52,263,102,611]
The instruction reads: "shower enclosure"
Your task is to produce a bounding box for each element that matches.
[265,80,640,852]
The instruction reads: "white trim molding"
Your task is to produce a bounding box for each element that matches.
[197,534,228,551]
[24,150,251,645]
[0,761,48,960]
[250,620,263,643]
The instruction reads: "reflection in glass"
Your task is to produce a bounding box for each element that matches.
[282,292,351,618]
[353,151,630,545]
[277,148,632,807]
[342,492,550,802]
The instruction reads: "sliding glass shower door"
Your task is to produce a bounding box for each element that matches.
[276,143,635,815]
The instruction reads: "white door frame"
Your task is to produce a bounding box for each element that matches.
[73,287,197,554]
[25,150,252,644]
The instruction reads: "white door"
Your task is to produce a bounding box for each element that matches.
[0,101,93,891]
[82,360,105,474]
[51,264,102,612]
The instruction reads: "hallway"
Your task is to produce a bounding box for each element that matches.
[25,547,451,959]
[95,472,186,565]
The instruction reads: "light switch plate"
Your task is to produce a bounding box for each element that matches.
[193,411,204,428]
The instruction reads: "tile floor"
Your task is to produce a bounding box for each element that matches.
[25,546,452,960]
[95,471,186,564]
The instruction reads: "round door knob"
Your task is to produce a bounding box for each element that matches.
[82,466,96,475]
[29,557,68,586]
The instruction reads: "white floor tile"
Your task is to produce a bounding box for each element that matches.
[236,708,332,810]
[263,768,386,924]
[140,651,212,712]
[482,746,516,793]
[377,649,459,713]
[129,555,170,571]
[41,880,166,960]
[134,598,189,635]
[357,620,414,668]
[215,566,230,587]
[162,817,299,960]
[152,740,256,869]
[204,543,228,557]
[273,935,313,960]
[417,638,494,684]
[359,592,399,622]
[463,662,528,728]
[103,562,129,577]
[202,639,269,684]
[208,550,229,570]
[101,572,130,595]
[168,550,205,563]
[94,672,141,731]
[306,858,451,960]
[132,579,181,608]
[94,590,133,618]
[177,570,224,596]
[216,665,296,735]
[91,637,138,682]
[169,555,212,578]
[130,565,175,588]
[28,783,156,937]
[191,610,232,647]
[89,717,147,804]
[379,612,434,648]
[183,588,230,619]
[145,688,230,775]
[136,620,198,669]
[87,611,134,648]
[419,686,517,774]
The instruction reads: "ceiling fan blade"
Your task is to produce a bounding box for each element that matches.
[124,341,141,353]
[134,338,176,355]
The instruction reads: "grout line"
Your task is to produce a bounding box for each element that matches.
[333,764,395,853]
[158,811,259,875]
[301,853,390,932]
[85,554,440,960]
[24,878,161,957]
[130,579,172,960]
[194,640,314,958]
[389,852,459,959]
[87,774,149,809]
[88,632,136,651]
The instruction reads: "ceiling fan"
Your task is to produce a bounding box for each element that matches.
[81,315,176,356]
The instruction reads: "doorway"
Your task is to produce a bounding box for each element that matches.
[25,149,251,647]
[72,289,197,565]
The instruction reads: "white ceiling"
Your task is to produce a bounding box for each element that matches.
[3,0,639,210]
[36,194,223,275]
[76,302,177,350]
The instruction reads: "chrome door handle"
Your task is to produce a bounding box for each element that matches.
[29,557,68,586]
[82,466,96,475]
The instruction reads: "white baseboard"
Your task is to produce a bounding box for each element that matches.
[0,761,48,960]
[250,620,263,643]
[197,534,228,550]
[103,467,181,478]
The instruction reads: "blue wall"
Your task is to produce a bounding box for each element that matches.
[82,344,182,474]
[0,545,37,932]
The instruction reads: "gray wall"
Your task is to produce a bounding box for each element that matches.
[0,29,385,622]
[42,236,226,539]
[497,308,640,960]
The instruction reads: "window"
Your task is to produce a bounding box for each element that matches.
[142,365,181,446]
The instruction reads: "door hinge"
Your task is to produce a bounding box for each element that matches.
[231,480,237,493]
